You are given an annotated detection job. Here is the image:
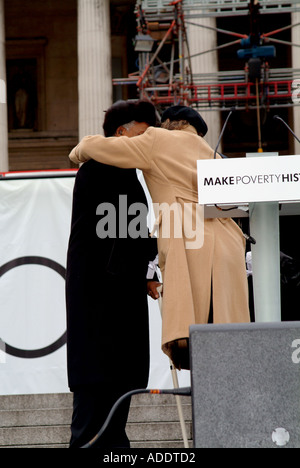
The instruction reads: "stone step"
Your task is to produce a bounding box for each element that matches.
[0,393,73,411]
[1,440,192,449]
[0,392,193,448]
[127,421,193,442]
[0,421,192,447]
[128,402,192,423]
[131,440,193,449]
[0,392,191,410]
[0,425,70,447]
[0,407,73,428]
[0,403,191,429]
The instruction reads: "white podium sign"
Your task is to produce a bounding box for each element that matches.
[197,153,300,324]
[197,155,300,205]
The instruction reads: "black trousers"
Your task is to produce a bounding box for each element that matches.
[69,384,132,449]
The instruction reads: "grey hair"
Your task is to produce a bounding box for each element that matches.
[160,119,190,131]
[122,121,136,131]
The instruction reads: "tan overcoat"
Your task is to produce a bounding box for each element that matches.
[69,125,250,361]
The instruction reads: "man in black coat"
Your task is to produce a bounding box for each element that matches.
[66,100,159,448]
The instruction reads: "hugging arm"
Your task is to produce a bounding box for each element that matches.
[69,129,156,170]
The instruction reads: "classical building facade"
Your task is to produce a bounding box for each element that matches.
[0,0,299,172]
[0,0,138,171]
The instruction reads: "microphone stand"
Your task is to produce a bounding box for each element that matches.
[213,109,241,213]
[214,109,233,159]
[273,115,300,145]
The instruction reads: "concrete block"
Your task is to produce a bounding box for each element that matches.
[190,321,300,448]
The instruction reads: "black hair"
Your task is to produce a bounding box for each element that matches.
[103,100,157,137]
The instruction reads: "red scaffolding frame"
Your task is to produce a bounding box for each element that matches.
[113,0,300,111]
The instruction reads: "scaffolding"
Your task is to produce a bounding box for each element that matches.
[112,0,300,111]
[137,0,300,19]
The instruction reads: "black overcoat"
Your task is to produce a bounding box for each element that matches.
[66,159,157,391]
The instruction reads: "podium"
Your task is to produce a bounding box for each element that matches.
[190,153,300,448]
[197,152,300,322]
[190,321,300,448]
[191,153,300,448]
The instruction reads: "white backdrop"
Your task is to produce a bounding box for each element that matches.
[0,171,189,395]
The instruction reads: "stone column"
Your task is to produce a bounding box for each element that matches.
[0,0,8,172]
[292,11,300,154]
[77,0,112,138]
[187,15,221,151]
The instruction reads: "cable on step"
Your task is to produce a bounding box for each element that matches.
[80,386,192,448]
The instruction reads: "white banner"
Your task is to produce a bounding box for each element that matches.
[0,171,189,395]
[197,155,300,205]
[0,175,74,394]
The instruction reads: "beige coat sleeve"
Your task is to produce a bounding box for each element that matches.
[69,127,156,170]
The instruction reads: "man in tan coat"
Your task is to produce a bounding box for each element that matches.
[69,105,250,370]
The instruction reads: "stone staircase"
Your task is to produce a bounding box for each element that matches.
[0,392,193,448]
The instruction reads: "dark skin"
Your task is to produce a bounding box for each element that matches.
[147,280,161,300]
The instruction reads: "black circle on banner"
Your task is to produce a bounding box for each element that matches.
[0,256,66,359]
